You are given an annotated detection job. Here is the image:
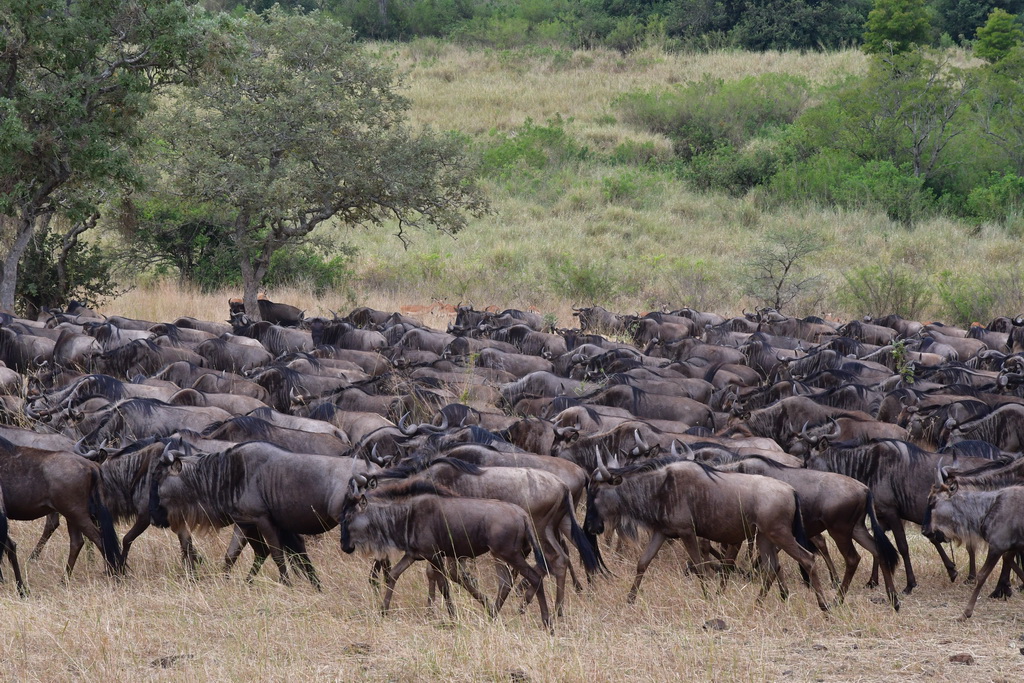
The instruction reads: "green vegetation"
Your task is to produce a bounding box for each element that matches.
[7,2,1024,321]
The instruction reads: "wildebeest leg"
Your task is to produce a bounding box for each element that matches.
[284,535,321,591]
[63,525,86,580]
[382,553,417,613]
[959,549,1004,621]
[28,513,60,561]
[427,557,455,616]
[850,524,899,610]
[446,558,492,613]
[250,520,290,586]
[988,557,1014,600]
[222,526,248,575]
[628,531,668,604]
[883,519,919,593]
[811,534,839,587]
[541,527,569,617]
[503,552,550,630]
[772,531,829,612]
[1,534,26,596]
[119,516,150,567]
[965,546,976,584]
[491,563,515,617]
[558,522,585,592]
[754,537,785,603]
[828,529,860,602]
[369,558,391,591]
[928,537,959,584]
[176,526,203,573]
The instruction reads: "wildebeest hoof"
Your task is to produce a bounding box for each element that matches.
[902,585,915,595]
[865,580,878,589]
[989,584,1012,600]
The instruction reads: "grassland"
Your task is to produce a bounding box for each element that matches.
[187,41,1018,327]
[4,516,1024,682]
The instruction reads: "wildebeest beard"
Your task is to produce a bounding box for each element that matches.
[149,449,251,531]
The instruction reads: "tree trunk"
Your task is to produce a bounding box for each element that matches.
[0,213,47,314]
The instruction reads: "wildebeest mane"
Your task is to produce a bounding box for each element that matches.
[379,455,484,480]
[612,454,720,481]
[372,479,457,499]
[202,415,274,440]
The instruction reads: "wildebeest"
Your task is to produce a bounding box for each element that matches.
[720,456,901,609]
[340,478,552,629]
[229,295,304,327]
[0,436,123,579]
[923,483,1024,620]
[150,443,376,586]
[584,455,830,610]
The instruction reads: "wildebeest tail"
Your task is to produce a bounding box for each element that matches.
[0,502,8,556]
[563,491,604,575]
[89,469,125,574]
[866,490,900,571]
[792,492,816,555]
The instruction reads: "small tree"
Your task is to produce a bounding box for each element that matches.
[151,8,487,319]
[975,9,1024,62]
[863,0,931,54]
[742,228,826,313]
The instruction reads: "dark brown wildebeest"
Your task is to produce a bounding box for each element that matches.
[340,479,552,629]
[149,443,376,586]
[584,455,830,610]
[0,436,122,579]
[922,483,1024,620]
[0,480,26,595]
[805,438,992,592]
[719,456,901,610]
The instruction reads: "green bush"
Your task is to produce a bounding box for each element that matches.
[17,227,122,316]
[769,150,934,224]
[837,263,932,319]
[937,271,999,327]
[684,142,780,195]
[966,172,1024,229]
[936,269,1024,326]
[616,73,810,160]
[546,253,617,302]
[609,139,667,166]
[480,116,589,179]
[265,244,356,296]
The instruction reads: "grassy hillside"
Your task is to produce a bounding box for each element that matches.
[109,43,1023,325]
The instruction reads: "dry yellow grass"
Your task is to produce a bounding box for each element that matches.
[4,517,1024,681]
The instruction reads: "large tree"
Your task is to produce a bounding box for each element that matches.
[863,0,932,53]
[149,8,487,320]
[0,0,212,313]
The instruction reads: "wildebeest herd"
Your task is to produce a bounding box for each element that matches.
[3,298,1024,627]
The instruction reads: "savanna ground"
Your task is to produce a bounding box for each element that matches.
[14,44,1024,680]
[3,516,1024,681]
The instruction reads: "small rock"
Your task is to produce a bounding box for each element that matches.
[343,643,373,656]
[782,671,793,677]
[811,644,828,651]
[507,669,531,683]
[1019,648,1024,656]
[703,618,728,631]
[949,654,975,665]
[150,654,194,669]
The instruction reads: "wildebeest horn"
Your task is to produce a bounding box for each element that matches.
[289,387,308,405]
[670,439,694,460]
[398,412,417,436]
[594,446,612,481]
[368,443,386,466]
[935,457,947,487]
[74,435,89,456]
[827,418,841,438]
[634,429,650,452]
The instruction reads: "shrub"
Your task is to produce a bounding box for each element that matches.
[937,270,1024,326]
[837,263,932,319]
[546,253,617,302]
[966,172,1024,230]
[480,116,589,179]
[769,150,934,224]
[17,226,123,316]
[684,142,780,195]
[742,227,826,313]
[265,244,356,297]
[616,73,809,160]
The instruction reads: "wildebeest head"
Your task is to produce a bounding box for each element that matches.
[148,445,186,529]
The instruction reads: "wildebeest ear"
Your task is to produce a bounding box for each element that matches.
[367,476,377,490]
[610,475,623,486]
[169,459,183,475]
[357,495,368,509]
